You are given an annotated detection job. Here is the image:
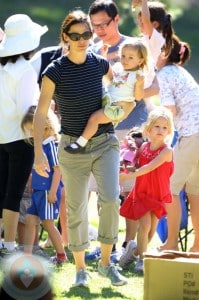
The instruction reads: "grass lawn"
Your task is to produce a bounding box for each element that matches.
[0,192,194,299]
[42,192,151,299]
[42,192,194,299]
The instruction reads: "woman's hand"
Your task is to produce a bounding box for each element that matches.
[34,151,50,178]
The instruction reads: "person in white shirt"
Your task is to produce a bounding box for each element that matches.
[156,35,199,252]
[0,14,47,254]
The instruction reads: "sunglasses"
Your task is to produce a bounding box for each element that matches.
[67,31,93,41]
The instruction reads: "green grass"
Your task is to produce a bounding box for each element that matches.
[0,192,194,299]
[40,192,145,299]
[47,238,144,300]
[46,225,194,300]
[40,192,194,299]
[52,260,143,300]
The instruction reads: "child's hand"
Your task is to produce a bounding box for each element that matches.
[48,190,57,203]
[134,71,144,100]
[119,172,135,182]
[132,0,141,11]
[126,165,136,172]
[100,44,110,58]
[135,70,144,86]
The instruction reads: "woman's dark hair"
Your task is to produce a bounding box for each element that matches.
[148,1,174,57]
[166,34,191,66]
[61,10,92,43]
[0,51,34,65]
[88,0,119,19]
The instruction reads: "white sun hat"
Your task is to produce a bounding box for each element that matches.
[0,14,48,57]
[0,27,4,41]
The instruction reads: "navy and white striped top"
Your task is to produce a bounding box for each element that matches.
[43,51,114,137]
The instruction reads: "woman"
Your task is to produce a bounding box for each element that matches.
[33,10,127,287]
[156,35,199,252]
[0,14,47,254]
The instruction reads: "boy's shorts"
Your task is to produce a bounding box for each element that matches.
[27,188,61,220]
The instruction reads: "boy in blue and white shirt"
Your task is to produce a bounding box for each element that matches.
[21,105,68,264]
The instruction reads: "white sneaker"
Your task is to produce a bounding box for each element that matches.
[119,240,137,269]
[134,259,144,273]
[110,247,126,263]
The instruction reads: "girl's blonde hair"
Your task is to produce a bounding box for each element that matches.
[143,107,174,144]
[21,105,60,143]
[119,38,148,70]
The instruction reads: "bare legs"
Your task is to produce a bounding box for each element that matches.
[135,212,158,258]
[3,209,19,242]
[159,194,181,251]
[39,187,68,248]
[24,214,65,255]
[58,187,68,247]
[124,218,138,244]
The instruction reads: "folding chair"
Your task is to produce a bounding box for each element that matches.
[178,191,193,251]
[156,189,192,251]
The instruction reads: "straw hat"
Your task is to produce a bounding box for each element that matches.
[0,14,48,57]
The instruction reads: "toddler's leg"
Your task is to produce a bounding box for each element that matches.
[65,108,110,154]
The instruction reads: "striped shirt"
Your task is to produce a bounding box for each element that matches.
[43,51,114,137]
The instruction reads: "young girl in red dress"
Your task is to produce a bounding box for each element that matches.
[120,107,174,272]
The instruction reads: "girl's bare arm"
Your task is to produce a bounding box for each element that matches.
[120,146,173,181]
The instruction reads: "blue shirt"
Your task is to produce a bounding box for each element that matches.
[31,136,63,191]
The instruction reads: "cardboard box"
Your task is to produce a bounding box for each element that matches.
[144,251,199,300]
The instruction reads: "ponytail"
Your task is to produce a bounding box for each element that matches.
[166,35,191,66]
[148,1,174,56]
[161,14,173,57]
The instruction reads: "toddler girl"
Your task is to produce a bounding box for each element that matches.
[120,107,174,272]
[65,38,148,153]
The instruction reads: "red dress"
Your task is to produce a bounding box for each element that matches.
[120,142,174,220]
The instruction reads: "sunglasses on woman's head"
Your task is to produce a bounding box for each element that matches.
[67,31,92,41]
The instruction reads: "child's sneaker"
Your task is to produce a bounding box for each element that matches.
[0,247,16,258]
[85,246,101,260]
[50,254,68,265]
[33,245,50,259]
[110,248,126,264]
[119,240,137,269]
[134,258,144,273]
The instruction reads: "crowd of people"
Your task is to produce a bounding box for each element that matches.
[0,0,198,294]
